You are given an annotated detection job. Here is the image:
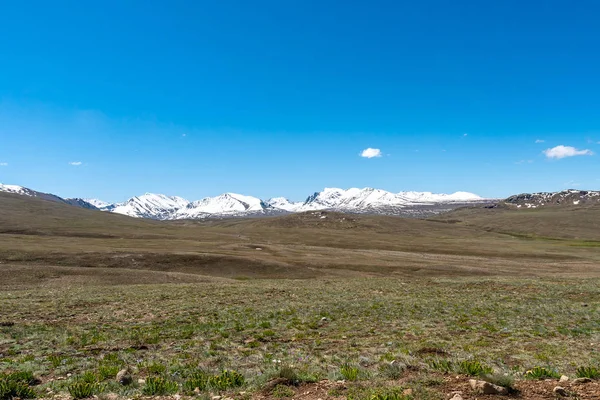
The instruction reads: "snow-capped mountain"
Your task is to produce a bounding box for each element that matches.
[266,197,303,212]
[0,183,85,206]
[296,187,483,212]
[175,193,273,219]
[83,198,111,209]
[106,193,190,220]
[65,198,100,210]
[1,183,489,220]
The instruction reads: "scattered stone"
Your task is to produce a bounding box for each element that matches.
[116,369,132,385]
[212,396,222,400]
[469,379,509,395]
[137,378,145,384]
[553,386,568,397]
[104,394,119,400]
[358,356,371,366]
[573,377,592,384]
[402,388,413,396]
[450,394,464,400]
[193,387,201,394]
[560,375,569,383]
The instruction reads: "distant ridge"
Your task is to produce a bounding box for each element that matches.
[0,183,487,220]
[503,189,600,209]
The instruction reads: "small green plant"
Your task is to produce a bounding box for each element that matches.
[207,370,245,390]
[457,360,493,377]
[67,382,99,399]
[183,371,208,393]
[0,380,36,400]
[3,371,38,386]
[78,371,98,384]
[0,371,38,400]
[142,377,178,395]
[272,384,295,398]
[146,362,167,375]
[97,365,120,381]
[524,366,560,380]
[48,355,64,368]
[427,358,454,373]
[379,362,405,379]
[340,363,360,381]
[576,366,600,379]
[276,365,298,383]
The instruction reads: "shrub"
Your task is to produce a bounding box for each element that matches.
[576,366,600,379]
[67,382,99,399]
[340,364,360,381]
[524,366,560,380]
[457,360,493,377]
[142,377,178,396]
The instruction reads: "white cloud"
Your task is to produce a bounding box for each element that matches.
[515,160,534,165]
[0,162,7,166]
[535,139,545,143]
[543,145,594,159]
[463,133,468,137]
[182,133,187,137]
[69,161,83,166]
[360,148,382,158]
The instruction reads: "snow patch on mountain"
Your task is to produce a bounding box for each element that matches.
[175,193,271,219]
[0,183,30,196]
[83,198,112,209]
[267,197,303,212]
[297,187,483,211]
[108,193,191,220]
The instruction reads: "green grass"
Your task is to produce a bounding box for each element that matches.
[2,277,600,398]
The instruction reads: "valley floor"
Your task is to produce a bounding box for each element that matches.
[2,272,600,399]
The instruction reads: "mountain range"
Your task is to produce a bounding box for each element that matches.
[0,183,489,220]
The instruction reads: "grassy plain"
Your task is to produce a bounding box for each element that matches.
[1,192,600,399]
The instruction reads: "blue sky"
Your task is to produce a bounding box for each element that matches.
[1,0,599,202]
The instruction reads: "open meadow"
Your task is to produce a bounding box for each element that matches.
[1,192,600,399]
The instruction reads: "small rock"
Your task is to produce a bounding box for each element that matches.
[116,369,132,385]
[553,386,568,397]
[450,395,464,400]
[573,377,592,384]
[174,395,181,400]
[193,387,201,394]
[402,388,413,396]
[560,375,569,383]
[358,356,371,366]
[469,379,508,395]
[212,396,222,400]
[104,394,119,400]
[137,378,146,384]
[67,373,72,377]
